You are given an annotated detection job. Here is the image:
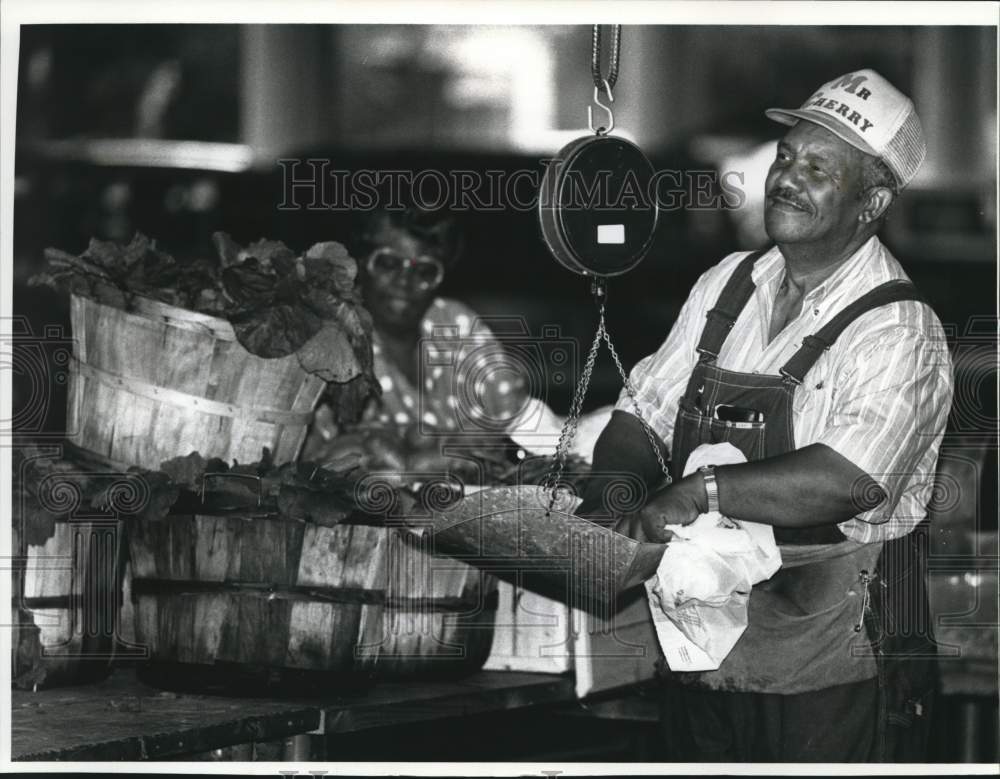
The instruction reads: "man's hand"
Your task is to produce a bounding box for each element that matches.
[615,473,706,543]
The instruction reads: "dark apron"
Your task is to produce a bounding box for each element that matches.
[665,251,937,759]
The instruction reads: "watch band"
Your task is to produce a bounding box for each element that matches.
[698,465,720,513]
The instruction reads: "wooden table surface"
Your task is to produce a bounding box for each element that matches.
[10,668,577,761]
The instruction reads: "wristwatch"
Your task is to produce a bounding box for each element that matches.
[697,465,720,513]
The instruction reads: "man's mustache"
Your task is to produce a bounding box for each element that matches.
[766,188,812,213]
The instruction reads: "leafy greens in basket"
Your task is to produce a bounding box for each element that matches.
[31,231,380,423]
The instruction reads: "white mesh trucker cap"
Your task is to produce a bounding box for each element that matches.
[766,69,926,188]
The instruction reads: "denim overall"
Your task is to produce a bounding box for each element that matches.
[667,251,937,760]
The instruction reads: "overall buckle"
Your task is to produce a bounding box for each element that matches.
[779,367,803,385]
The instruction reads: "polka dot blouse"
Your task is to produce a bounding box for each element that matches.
[361,297,530,436]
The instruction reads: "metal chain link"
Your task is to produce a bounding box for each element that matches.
[544,310,604,511]
[590,25,621,92]
[544,298,671,512]
[600,324,672,482]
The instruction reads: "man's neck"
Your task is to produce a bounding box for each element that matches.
[776,232,874,298]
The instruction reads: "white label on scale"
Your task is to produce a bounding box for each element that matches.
[597,224,625,244]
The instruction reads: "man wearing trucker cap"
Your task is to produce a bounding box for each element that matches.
[577,70,953,761]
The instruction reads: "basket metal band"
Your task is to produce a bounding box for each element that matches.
[71,357,314,426]
[130,578,500,613]
[128,295,237,340]
[16,596,78,610]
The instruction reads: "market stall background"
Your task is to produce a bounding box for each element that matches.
[8,22,998,763]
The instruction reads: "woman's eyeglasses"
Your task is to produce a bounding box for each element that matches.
[366,249,445,291]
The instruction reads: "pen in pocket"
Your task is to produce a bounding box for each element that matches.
[713,404,765,424]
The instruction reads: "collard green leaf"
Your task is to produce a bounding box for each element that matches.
[242,238,296,273]
[295,320,362,383]
[159,452,211,491]
[321,373,381,426]
[231,302,323,358]
[221,260,276,309]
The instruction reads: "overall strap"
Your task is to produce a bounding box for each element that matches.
[779,280,927,384]
[695,250,766,362]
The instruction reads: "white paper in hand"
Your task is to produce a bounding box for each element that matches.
[644,443,781,671]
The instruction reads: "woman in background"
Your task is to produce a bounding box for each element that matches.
[302,206,530,481]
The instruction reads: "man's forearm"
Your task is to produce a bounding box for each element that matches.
[712,443,885,527]
[577,410,670,517]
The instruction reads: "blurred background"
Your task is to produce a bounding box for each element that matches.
[10,23,998,762]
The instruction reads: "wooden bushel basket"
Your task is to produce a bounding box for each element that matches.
[375,529,497,678]
[66,293,327,470]
[127,512,497,693]
[12,515,124,690]
[128,512,385,693]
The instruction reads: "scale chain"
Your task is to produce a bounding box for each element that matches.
[544,303,670,513]
[600,324,672,483]
[544,308,604,511]
[590,24,621,92]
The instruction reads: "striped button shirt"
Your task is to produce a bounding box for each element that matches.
[617,236,954,543]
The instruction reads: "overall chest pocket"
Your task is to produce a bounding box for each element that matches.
[675,397,767,464]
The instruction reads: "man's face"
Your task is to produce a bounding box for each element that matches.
[360,222,445,334]
[763,121,869,247]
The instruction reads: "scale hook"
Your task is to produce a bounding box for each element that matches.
[587,78,615,135]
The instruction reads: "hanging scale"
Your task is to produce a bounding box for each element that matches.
[539,25,669,510]
[539,24,659,278]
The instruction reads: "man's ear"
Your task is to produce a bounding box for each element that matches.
[859,187,894,224]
